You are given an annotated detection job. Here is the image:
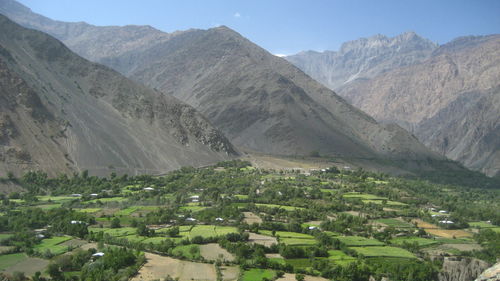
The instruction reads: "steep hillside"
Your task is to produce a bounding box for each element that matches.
[0,15,236,176]
[286,32,437,90]
[340,35,500,176]
[1,0,452,168]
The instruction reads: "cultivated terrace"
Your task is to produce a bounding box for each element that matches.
[0,160,498,281]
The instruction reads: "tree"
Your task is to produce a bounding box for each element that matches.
[295,273,305,281]
[111,217,121,228]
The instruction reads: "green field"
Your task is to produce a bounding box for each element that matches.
[242,269,276,281]
[328,250,356,264]
[343,193,387,200]
[179,205,208,212]
[390,237,439,247]
[336,236,385,246]
[260,231,314,239]
[362,199,407,206]
[255,203,305,211]
[188,225,239,238]
[375,218,414,228]
[75,208,102,213]
[172,244,201,260]
[280,237,317,246]
[350,246,416,258]
[34,236,73,255]
[469,221,500,232]
[285,258,314,269]
[0,234,13,242]
[88,227,137,237]
[115,206,141,216]
[0,253,27,270]
[37,196,76,202]
[85,197,127,204]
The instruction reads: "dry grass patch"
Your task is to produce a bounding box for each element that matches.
[412,219,473,238]
[200,243,234,262]
[3,257,49,276]
[276,273,329,281]
[131,253,216,281]
[243,212,262,224]
[249,232,277,247]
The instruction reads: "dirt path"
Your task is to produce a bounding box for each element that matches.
[131,252,217,281]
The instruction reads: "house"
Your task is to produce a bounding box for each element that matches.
[71,220,84,224]
[189,195,200,199]
[215,217,224,222]
[308,226,318,230]
[439,220,454,224]
[71,194,82,197]
[439,210,448,214]
[90,193,98,197]
[143,187,154,191]
[186,217,196,222]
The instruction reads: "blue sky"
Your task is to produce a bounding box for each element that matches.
[18,0,500,55]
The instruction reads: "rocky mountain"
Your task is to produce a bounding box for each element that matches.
[0,14,236,177]
[339,35,500,177]
[1,0,454,170]
[286,32,438,90]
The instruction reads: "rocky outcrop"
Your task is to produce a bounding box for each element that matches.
[286,32,437,90]
[0,15,236,176]
[475,262,500,281]
[439,257,490,281]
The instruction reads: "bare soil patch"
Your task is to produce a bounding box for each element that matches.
[265,253,283,258]
[413,219,473,238]
[220,266,239,281]
[60,238,88,248]
[243,212,262,224]
[249,232,277,247]
[131,253,216,281]
[4,257,48,276]
[444,243,482,251]
[200,243,234,262]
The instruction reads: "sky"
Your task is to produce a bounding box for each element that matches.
[17,0,500,55]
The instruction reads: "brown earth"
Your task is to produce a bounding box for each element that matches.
[243,212,262,224]
[3,257,48,276]
[199,243,235,262]
[248,232,277,247]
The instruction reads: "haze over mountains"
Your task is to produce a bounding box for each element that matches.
[0,14,236,177]
[288,33,500,177]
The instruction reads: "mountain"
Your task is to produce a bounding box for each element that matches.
[0,14,236,177]
[339,35,500,177]
[1,0,451,169]
[286,32,438,90]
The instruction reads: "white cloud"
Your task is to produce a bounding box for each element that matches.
[233,12,241,18]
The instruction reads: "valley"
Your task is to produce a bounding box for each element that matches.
[0,160,498,280]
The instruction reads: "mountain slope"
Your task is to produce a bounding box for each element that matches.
[1,0,446,166]
[339,35,500,177]
[286,32,437,90]
[0,14,236,177]
[64,24,440,162]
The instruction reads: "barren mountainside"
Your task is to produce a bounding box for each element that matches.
[0,15,236,176]
[286,32,438,90]
[339,35,500,177]
[1,0,459,171]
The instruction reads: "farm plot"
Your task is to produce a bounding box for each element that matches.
[413,219,473,238]
[242,268,276,281]
[172,244,201,260]
[0,253,27,271]
[34,236,73,255]
[260,231,316,246]
[276,273,329,281]
[375,218,414,228]
[336,236,384,246]
[88,227,137,237]
[199,243,234,262]
[350,246,416,258]
[3,256,49,276]
[243,212,262,224]
[131,253,217,281]
[187,225,239,239]
[248,232,277,247]
[255,204,305,211]
[327,250,356,265]
[343,193,386,200]
[389,237,439,247]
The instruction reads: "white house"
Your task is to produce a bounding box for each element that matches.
[215,217,224,222]
[186,217,196,222]
[143,187,154,191]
